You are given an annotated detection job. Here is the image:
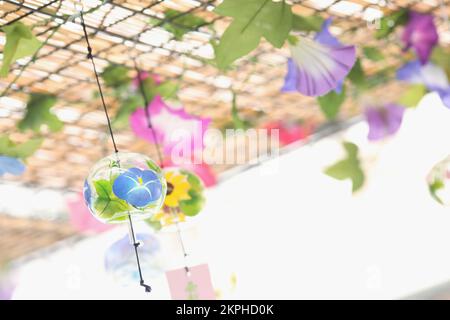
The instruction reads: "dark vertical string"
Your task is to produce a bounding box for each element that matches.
[133,59,190,274]
[80,12,118,154]
[133,59,164,166]
[79,11,151,293]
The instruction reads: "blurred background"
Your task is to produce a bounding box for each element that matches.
[1,0,450,299]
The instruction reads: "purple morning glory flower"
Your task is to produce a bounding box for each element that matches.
[0,279,15,300]
[397,60,450,108]
[112,167,162,207]
[0,156,25,176]
[435,87,450,108]
[397,60,448,89]
[282,18,356,97]
[365,104,405,141]
[314,18,344,94]
[314,18,341,47]
[83,180,92,209]
[402,11,438,65]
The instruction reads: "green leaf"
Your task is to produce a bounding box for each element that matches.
[429,179,444,205]
[155,80,179,100]
[342,141,358,159]
[398,84,427,108]
[291,14,324,32]
[317,86,346,120]
[214,0,292,69]
[152,9,206,40]
[324,142,365,193]
[363,46,384,61]
[347,59,366,89]
[112,75,179,129]
[231,92,250,129]
[100,64,131,88]
[213,18,262,70]
[93,178,131,219]
[0,22,41,77]
[112,94,143,129]
[375,9,408,39]
[18,93,63,133]
[261,0,293,48]
[0,135,43,159]
[431,46,450,79]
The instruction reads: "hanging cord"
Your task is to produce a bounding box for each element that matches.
[79,10,151,293]
[133,59,164,166]
[133,58,190,274]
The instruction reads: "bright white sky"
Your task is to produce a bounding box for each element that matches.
[10,92,450,299]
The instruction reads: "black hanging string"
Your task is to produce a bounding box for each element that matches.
[133,58,190,274]
[79,10,151,293]
[133,59,164,165]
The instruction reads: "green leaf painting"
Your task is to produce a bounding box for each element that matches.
[325,142,365,193]
[145,219,162,231]
[0,135,43,159]
[93,178,131,221]
[317,86,346,120]
[214,0,293,69]
[18,93,63,133]
[146,159,161,173]
[179,170,205,216]
[1,22,41,77]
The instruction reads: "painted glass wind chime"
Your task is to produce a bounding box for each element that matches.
[78,8,214,298]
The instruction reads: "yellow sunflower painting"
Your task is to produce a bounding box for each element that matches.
[164,170,191,207]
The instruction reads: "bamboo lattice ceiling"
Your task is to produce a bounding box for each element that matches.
[0,0,449,191]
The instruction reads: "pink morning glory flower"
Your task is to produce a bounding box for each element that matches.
[262,120,314,147]
[365,104,405,141]
[402,11,438,65]
[130,96,210,157]
[282,18,356,97]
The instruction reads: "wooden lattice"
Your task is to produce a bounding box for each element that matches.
[0,0,449,193]
[0,213,76,265]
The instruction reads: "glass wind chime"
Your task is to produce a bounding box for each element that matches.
[78,10,159,292]
[79,9,213,297]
